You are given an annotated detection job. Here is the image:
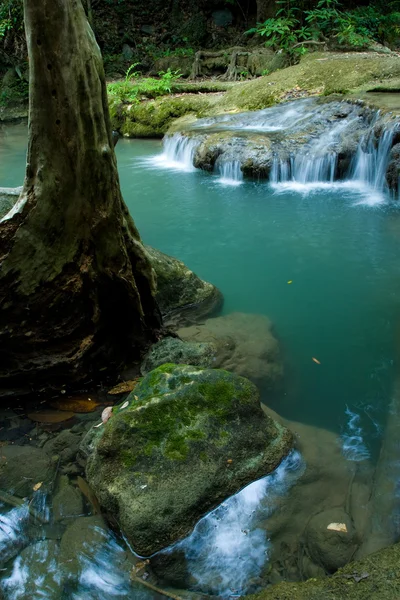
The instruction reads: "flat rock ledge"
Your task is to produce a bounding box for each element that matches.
[84,364,293,556]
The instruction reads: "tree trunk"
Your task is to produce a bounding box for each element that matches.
[0,0,161,398]
[256,0,275,23]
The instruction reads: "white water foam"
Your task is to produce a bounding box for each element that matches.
[1,540,62,600]
[192,99,313,133]
[340,406,370,462]
[163,450,304,598]
[0,504,29,565]
[143,133,199,172]
[216,160,243,186]
[271,179,387,206]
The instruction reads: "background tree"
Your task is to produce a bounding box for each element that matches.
[0,0,161,397]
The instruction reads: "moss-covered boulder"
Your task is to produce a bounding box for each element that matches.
[246,541,400,600]
[145,245,222,326]
[111,94,212,138]
[85,364,293,556]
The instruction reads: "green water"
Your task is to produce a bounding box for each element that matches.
[2,124,400,448]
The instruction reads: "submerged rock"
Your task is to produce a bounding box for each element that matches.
[145,245,222,326]
[178,312,283,386]
[43,429,82,466]
[141,336,217,374]
[59,515,108,575]
[85,364,293,556]
[0,445,55,498]
[306,508,358,573]
[52,475,84,523]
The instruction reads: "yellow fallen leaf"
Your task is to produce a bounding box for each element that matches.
[33,482,43,491]
[312,357,321,365]
[327,522,347,532]
[287,280,293,284]
[108,380,139,395]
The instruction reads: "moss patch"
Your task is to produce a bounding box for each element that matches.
[246,542,400,600]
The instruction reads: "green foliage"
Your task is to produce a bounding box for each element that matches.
[0,0,23,39]
[107,64,182,104]
[0,75,28,107]
[247,0,400,55]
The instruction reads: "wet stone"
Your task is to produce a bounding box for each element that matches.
[0,445,55,498]
[53,476,85,523]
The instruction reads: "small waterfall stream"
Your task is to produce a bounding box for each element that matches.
[216,160,243,186]
[145,133,199,172]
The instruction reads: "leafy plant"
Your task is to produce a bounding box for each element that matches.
[247,0,400,55]
[107,65,182,104]
[0,0,23,39]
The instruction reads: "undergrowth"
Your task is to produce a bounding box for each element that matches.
[246,0,400,60]
[107,64,182,103]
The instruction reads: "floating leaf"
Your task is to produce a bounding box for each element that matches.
[94,422,103,428]
[33,482,43,491]
[50,394,101,413]
[287,280,293,284]
[101,406,113,424]
[120,401,129,410]
[327,522,347,532]
[312,357,321,365]
[27,410,75,423]
[108,380,139,395]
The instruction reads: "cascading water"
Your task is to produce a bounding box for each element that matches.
[144,99,399,201]
[350,125,398,193]
[144,133,200,172]
[161,450,305,598]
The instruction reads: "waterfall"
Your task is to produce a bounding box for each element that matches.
[350,126,397,192]
[271,153,337,186]
[271,122,399,203]
[216,160,243,186]
[144,133,199,172]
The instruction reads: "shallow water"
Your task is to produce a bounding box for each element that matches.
[2,117,400,596]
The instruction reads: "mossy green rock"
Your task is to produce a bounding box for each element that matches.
[145,245,222,326]
[246,542,400,600]
[85,364,293,556]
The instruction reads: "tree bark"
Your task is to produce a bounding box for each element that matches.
[0,0,161,398]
